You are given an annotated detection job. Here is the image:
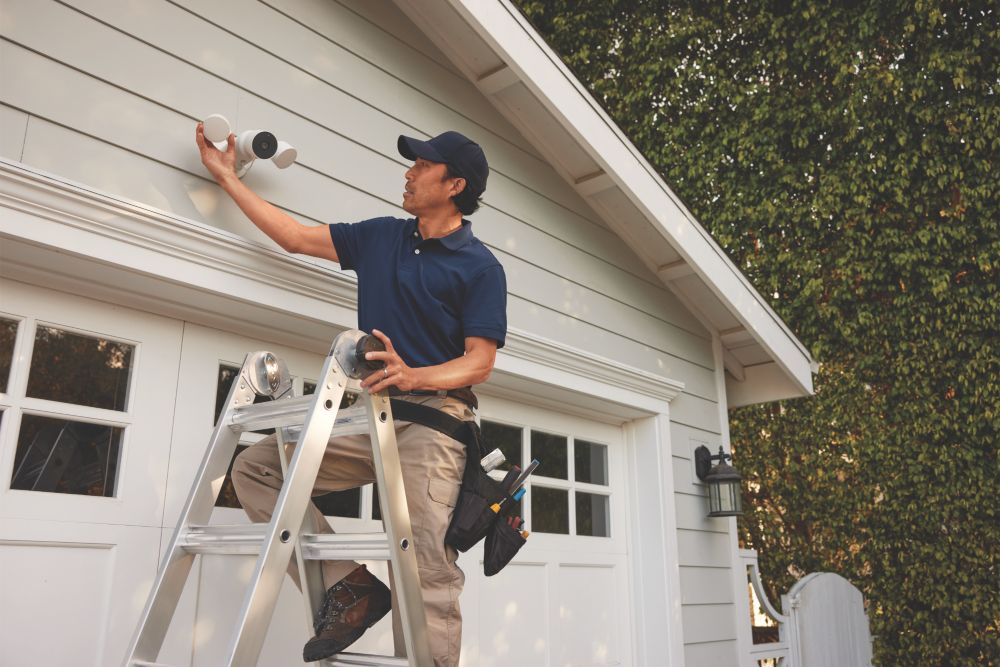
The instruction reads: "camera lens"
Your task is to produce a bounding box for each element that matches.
[251,131,278,159]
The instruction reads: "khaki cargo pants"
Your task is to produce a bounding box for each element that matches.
[231,394,470,667]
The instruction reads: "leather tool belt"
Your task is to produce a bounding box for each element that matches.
[388,386,478,409]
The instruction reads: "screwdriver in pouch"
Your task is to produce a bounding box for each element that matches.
[491,486,526,514]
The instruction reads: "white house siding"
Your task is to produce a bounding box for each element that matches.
[0,0,745,664]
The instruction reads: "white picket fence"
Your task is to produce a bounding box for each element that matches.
[741,549,874,667]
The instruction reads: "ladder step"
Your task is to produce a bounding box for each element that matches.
[327,652,410,666]
[300,532,391,561]
[180,525,391,560]
[230,400,369,433]
[179,524,268,555]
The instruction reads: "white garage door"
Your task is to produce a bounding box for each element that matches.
[466,394,632,667]
[0,279,184,667]
[0,297,633,667]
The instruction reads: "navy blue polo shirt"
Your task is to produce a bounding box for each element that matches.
[328,216,507,368]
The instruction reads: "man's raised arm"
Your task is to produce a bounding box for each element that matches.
[196,123,338,262]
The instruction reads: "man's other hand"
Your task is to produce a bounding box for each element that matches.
[196,122,237,184]
[361,329,418,393]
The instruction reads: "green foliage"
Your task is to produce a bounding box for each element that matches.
[514,1,998,663]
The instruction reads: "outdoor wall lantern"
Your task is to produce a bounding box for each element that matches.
[694,445,744,517]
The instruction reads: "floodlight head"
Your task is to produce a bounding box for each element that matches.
[272,140,298,169]
[202,114,232,143]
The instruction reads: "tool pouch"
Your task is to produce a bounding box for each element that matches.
[483,519,528,577]
[483,518,527,576]
[389,399,527,574]
[444,469,506,552]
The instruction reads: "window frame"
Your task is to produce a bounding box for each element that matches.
[480,410,618,542]
[2,314,139,498]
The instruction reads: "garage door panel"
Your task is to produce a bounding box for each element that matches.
[0,518,160,667]
[477,561,549,666]
[557,563,623,667]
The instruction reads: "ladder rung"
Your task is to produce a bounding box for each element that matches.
[179,524,268,555]
[328,652,410,666]
[229,400,369,433]
[300,532,391,561]
[179,526,391,560]
[133,662,174,666]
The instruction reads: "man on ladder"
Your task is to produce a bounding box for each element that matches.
[195,124,507,666]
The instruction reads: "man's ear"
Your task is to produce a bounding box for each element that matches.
[450,177,467,197]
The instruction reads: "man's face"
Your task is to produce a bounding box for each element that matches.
[403,158,464,217]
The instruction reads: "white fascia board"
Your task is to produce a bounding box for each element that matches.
[428,0,815,396]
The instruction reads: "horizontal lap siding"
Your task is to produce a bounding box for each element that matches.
[670,406,744,664]
[0,1,739,660]
[0,0,714,373]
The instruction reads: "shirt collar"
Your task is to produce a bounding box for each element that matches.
[411,218,474,251]
[440,219,473,250]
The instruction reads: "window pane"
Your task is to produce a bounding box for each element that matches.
[531,486,568,534]
[0,317,17,394]
[574,440,608,485]
[215,363,274,434]
[482,421,522,472]
[215,364,240,421]
[313,488,362,518]
[531,430,567,479]
[215,444,249,508]
[372,483,382,521]
[27,326,133,411]
[576,491,610,537]
[11,414,122,496]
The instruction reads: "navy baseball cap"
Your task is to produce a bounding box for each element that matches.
[398,131,489,198]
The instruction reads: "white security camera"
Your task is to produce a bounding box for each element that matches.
[201,114,297,176]
[236,129,277,164]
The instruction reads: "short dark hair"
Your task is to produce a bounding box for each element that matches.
[444,164,482,215]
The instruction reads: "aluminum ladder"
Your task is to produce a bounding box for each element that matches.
[122,329,433,667]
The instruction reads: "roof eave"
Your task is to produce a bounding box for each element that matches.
[393,0,816,404]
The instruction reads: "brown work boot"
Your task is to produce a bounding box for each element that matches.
[302,564,392,662]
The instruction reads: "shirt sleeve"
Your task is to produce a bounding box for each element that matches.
[462,263,507,349]
[328,217,388,272]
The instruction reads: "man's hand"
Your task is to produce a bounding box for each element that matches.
[196,122,237,185]
[361,329,419,393]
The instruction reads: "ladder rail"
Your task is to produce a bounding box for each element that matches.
[275,424,334,667]
[123,355,260,665]
[224,353,350,666]
[365,392,433,666]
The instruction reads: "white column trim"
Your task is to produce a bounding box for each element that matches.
[715,333,756,666]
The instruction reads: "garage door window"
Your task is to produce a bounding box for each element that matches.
[483,420,612,538]
[0,316,17,394]
[8,324,133,497]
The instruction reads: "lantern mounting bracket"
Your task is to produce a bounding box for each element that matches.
[694,445,731,481]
